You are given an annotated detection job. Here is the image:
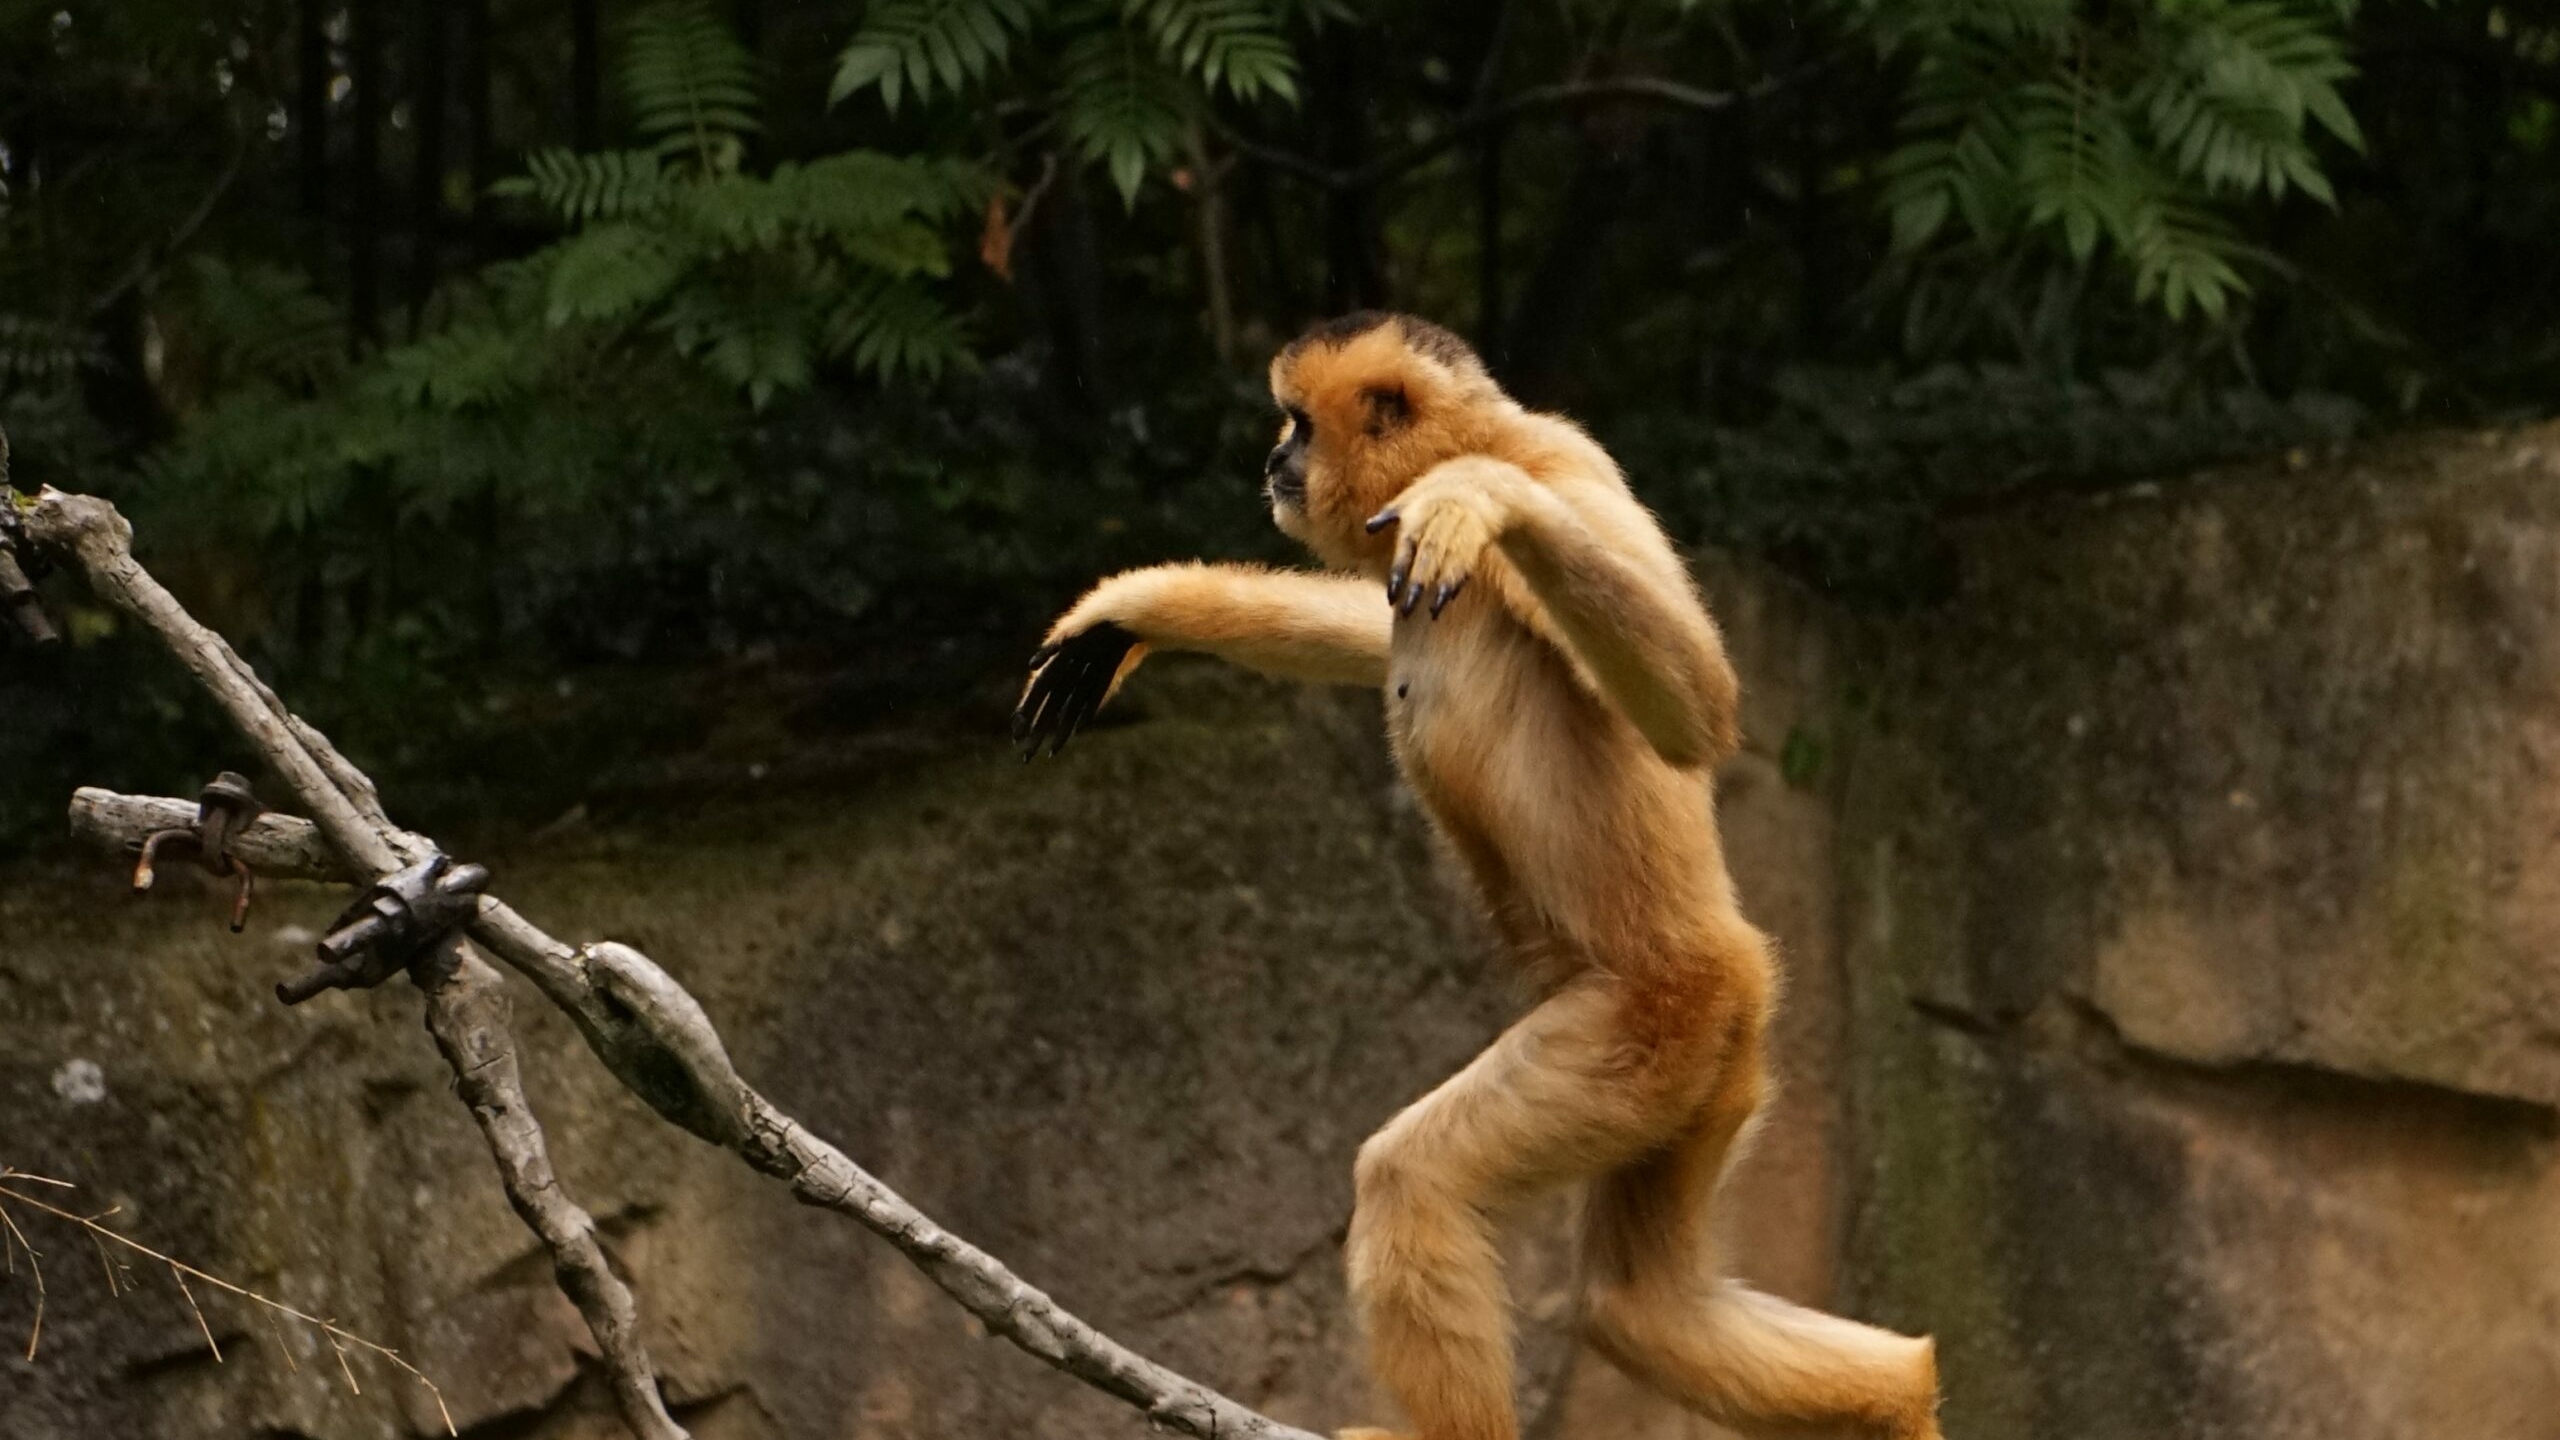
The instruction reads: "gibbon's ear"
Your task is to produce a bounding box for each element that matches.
[1360,382,1412,436]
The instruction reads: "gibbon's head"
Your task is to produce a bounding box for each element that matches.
[1264,311,1506,570]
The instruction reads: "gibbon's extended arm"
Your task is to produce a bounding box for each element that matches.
[1377,458,1741,769]
[1016,563,1391,757]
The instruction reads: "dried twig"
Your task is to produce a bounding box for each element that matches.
[0,1169,455,1435]
[31,480,1326,1440]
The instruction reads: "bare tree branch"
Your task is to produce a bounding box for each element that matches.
[70,788,358,882]
[1215,63,1827,192]
[29,483,1326,1440]
[22,490,688,1440]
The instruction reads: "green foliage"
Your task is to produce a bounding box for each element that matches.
[1058,24,1196,203]
[185,259,351,391]
[489,6,984,404]
[1874,0,2362,320]
[832,0,1302,204]
[831,0,1049,111]
[148,0,985,549]
[1122,0,1300,101]
[1627,358,2361,592]
[623,0,764,169]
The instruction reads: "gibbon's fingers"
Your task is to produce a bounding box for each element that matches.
[1401,510,1480,619]
[1388,535,1418,610]
[1019,659,1089,759]
[1430,573,1468,618]
[1050,663,1108,755]
[1014,663,1065,757]
[1015,620,1137,760]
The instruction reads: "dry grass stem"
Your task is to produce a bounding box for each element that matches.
[0,1192,46,1361]
[0,1169,454,1436]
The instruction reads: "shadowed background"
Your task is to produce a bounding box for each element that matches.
[9,2,2560,1437]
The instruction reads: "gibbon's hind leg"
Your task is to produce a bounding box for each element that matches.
[1341,982,1724,1440]
[1581,1050,1943,1440]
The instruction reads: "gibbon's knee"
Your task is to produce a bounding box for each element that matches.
[1346,1129,1506,1322]
[1346,1129,1441,1293]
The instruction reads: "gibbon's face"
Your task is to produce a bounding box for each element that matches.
[1264,313,1494,573]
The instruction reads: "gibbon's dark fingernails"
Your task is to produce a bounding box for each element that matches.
[1366,509,1397,534]
[1388,566,1408,599]
[1400,583,1422,618]
[1430,582,1456,618]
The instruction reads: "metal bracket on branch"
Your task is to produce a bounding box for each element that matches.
[278,853,492,1005]
[133,771,266,932]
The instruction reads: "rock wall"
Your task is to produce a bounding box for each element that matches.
[1834,425,2560,1440]
[7,425,2560,1439]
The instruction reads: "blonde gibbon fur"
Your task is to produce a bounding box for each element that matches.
[1014,312,1944,1440]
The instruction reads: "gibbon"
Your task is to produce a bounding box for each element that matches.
[1016,312,1944,1440]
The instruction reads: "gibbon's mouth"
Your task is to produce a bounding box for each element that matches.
[1265,474,1306,510]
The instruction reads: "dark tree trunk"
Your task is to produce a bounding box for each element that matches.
[1314,27,1384,311]
[1476,124,1505,361]
[573,0,602,151]
[408,0,450,332]
[464,0,494,258]
[1471,0,1514,357]
[1500,125,1643,404]
[349,0,383,345]
[296,0,332,222]
[1235,153,1301,327]
[1017,160,1115,437]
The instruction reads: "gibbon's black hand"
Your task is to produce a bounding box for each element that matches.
[1015,620,1137,760]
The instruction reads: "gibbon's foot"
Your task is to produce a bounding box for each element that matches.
[1016,620,1137,759]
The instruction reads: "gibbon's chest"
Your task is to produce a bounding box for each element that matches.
[1382,606,1567,856]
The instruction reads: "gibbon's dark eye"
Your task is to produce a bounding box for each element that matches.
[1285,407,1312,442]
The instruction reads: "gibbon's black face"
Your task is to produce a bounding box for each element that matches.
[1265,405,1313,515]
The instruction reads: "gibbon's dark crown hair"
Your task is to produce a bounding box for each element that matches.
[1281,311,1483,374]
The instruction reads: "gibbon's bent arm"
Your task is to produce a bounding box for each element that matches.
[1016,563,1391,757]
[1492,469,1743,769]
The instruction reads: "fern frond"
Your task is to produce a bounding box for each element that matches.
[780,151,987,230]
[2140,1,2358,204]
[1121,0,1298,101]
[622,0,763,170]
[1058,27,1191,205]
[182,258,348,390]
[368,325,554,411]
[2124,197,2250,320]
[495,149,674,222]
[661,285,815,409]
[824,278,975,382]
[543,223,698,324]
[831,0,1046,112]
